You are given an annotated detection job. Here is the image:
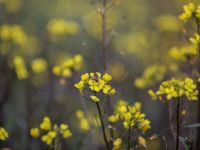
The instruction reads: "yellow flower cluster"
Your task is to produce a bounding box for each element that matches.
[13,56,28,80]
[30,116,72,145]
[148,78,199,101]
[31,58,48,74]
[75,110,90,132]
[134,64,166,89]
[169,46,197,62]
[179,3,200,21]
[113,138,122,150]
[0,127,9,141]
[52,54,83,78]
[108,100,151,132]
[47,19,79,35]
[190,33,200,45]
[74,72,116,102]
[0,24,27,46]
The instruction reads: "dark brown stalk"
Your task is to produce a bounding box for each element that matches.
[195,16,200,150]
[176,98,180,150]
[127,125,131,150]
[96,102,110,150]
[101,0,114,141]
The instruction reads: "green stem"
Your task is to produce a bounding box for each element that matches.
[176,98,180,150]
[127,125,131,150]
[95,102,110,150]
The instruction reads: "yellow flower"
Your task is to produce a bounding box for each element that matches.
[113,138,122,150]
[196,5,200,19]
[0,127,9,141]
[138,119,151,132]
[52,66,61,75]
[148,90,157,100]
[40,117,52,131]
[134,102,142,110]
[62,130,72,139]
[189,33,200,45]
[79,118,90,131]
[108,115,119,123]
[103,74,112,82]
[41,131,57,145]
[74,81,85,93]
[61,68,72,78]
[30,128,40,138]
[76,110,84,118]
[31,58,47,74]
[151,78,199,101]
[47,19,79,35]
[138,136,147,147]
[103,85,111,94]
[81,73,89,81]
[90,95,100,102]
[60,124,68,131]
[179,3,195,21]
[109,88,116,95]
[13,55,28,80]
[181,110,186,116]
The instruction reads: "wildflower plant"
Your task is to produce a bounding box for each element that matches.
[149,77,199,101]
[74,72,116,149]
[30,116,72,148]
[108,100,150,149]
[149,77,199,150]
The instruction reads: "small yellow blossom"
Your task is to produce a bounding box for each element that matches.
[108,115,119,123]
[81,73,89,81]
[13,55,28,80]
[196,5,200,19]
[179,3,195,21]
[113,138,122,150]
[90,95,100,102]
[103,74,112,82]
[0,127,9,141]
[30,128,40,138]
[138,136,147,147]
[31,58,47,74]
[181,110,186,116]
[40,117,52,131]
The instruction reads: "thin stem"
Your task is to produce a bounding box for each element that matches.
[101,0,114,141]
[101,0,107,71]
[127,125,131,150]
[168,101,176,142]
[176,98,180,150]
[52,139,55,150]
[95,102,110,150]
[195,16,200,150]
